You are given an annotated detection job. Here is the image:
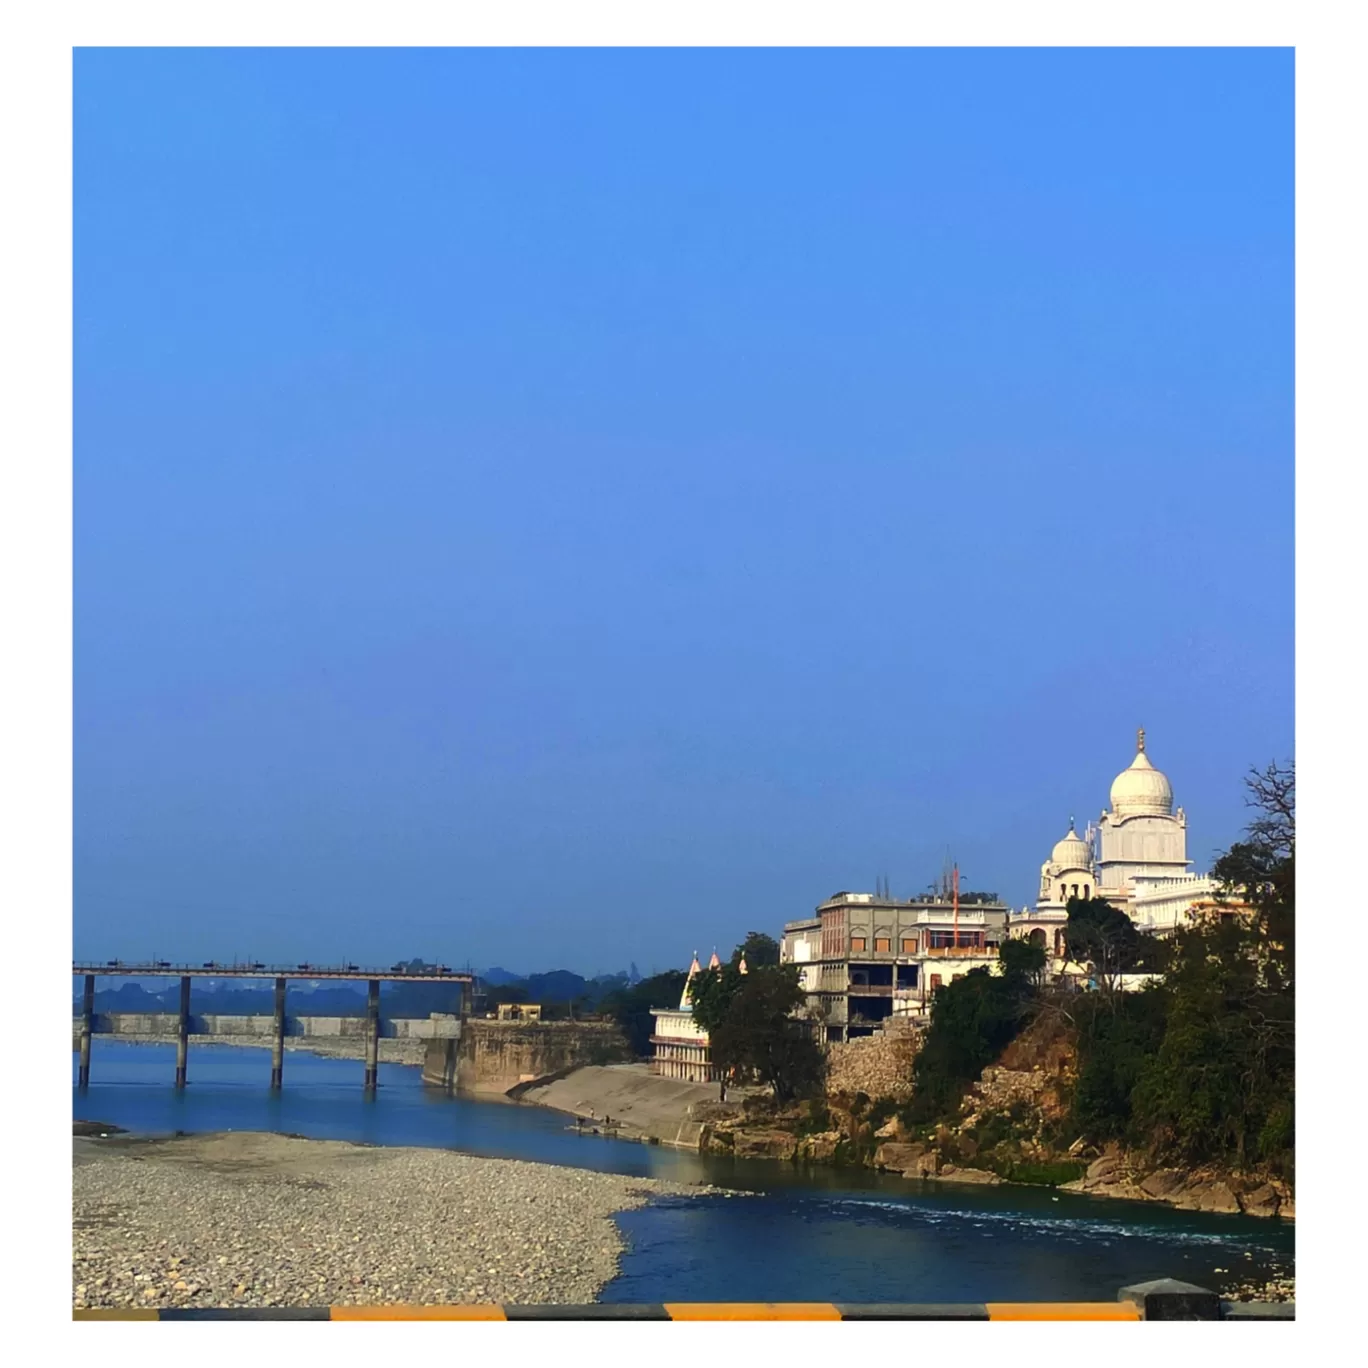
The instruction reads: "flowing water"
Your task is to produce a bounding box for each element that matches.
[74,1040,1294,1303]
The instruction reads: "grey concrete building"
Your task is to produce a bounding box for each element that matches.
[781,890,1010,1041]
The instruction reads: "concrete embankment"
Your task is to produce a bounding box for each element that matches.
[423,1020,633,1095]
[518,1064,733,1148]
[72,1129,722,1310]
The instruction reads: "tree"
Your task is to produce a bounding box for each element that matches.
[907,941,1041,1123]
[1063,897,1163,1000]
[1129,762,1295,1175]
[998,935,1047,989]
[598,971,689,1057]
[685,961,742,1033]
[731,931,781,969]
[689,963,824,1103]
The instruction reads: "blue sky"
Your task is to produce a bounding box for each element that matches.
[74,48,1293,976]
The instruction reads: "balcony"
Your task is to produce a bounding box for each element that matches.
[923,944,994,958]
[847,983,894,997]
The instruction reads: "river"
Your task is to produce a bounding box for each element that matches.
[73,1040,1294,1304]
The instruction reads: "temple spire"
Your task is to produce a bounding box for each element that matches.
[1137,726,1145,754]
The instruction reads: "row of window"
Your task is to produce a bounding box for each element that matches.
[846,933,990,954]
[850,936,916,954]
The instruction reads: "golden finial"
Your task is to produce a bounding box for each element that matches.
[1137,726,1145,754]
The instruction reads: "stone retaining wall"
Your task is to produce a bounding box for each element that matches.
[824,1020,920,1100]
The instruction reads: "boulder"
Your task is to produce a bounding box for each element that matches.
[901,1149,941,1178]
[796,1131,843,1163]
[1238,1184,1280,1219]
[1087,1178,1150,1202]
[732,1129,798,1161]
[1278,1197,1295,1221]
[689,1102,743,1123]
[1086,1155,1119,1182]
[873,1141,929,1172]
[936,1165,1002,1185]
[698,1124,736,1155]
[873,1117,903,1140]
[1175,1180,1240,1214]
[1139,1169,1188,1199]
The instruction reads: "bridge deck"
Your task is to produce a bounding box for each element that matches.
[73,963,475,984]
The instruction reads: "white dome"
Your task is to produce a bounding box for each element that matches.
[1051,826,1092,871]
[1109,732,1174,815]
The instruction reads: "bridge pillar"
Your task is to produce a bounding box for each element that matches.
[364,979,380,1091]
[78,974,94,1087]
[271,977,286,1089]
[175,976,190,1088]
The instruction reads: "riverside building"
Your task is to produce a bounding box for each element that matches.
[1011,729,1231,962]
[648,952,728,1083]
[781,890,1010,1042]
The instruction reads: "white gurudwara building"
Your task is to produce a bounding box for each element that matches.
[1010,729,1226,959]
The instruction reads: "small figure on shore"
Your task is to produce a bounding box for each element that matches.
[719,1078,728,1103]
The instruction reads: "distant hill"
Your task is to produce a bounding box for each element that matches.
[479,966,523,985]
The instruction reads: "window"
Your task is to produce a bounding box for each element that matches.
[930,974,943,991]
[1083,884,1090,899]
[901,937,918,954]
[1071,884,1079,900]
[850,936,866,952]
[874,937,890,952]
[1060,883,1067,902]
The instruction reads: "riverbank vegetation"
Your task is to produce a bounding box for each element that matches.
[906,761,1295,1185]
[688,955,825,1102]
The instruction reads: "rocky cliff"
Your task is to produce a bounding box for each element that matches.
[697,1011,1294,1219]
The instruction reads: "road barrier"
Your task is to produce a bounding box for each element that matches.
[72,1281,1293,1322]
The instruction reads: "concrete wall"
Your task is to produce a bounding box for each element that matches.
[425,1020,632,1095]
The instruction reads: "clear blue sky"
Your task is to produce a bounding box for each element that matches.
[74,48,1293,977]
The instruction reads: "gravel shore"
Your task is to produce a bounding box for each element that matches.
[73,1130,718,1309]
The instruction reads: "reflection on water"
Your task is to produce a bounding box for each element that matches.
[75,1040,1294,1303]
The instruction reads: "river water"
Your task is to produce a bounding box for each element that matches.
[74,1040,1294,1304]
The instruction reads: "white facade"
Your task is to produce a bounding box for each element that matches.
[648,955,718,1083]
[1011,729,1224,957]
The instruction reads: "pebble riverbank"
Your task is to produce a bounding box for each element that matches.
[73,1130,723,1309]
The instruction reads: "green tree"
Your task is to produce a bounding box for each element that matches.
[1063,897,1165,999]
[731,931,781,969]
[907,942,1041,1123]
[689,963,824,1103]
[598,971,689,1057]
[1067,986,1171,1144]
[685,961,743,1034]
[999,935,1047,989]
[1129,763,1294,1175]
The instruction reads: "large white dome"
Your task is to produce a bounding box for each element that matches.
[1109,732,1174,815]
[1051,826,1092,871]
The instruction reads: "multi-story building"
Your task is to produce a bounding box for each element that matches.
[782,890,1010,1041]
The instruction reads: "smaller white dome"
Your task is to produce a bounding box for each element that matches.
[1051,825,1092,871]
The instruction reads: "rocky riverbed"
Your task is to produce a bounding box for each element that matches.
[72,1129,720,1309]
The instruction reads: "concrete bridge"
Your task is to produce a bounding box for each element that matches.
[73,962,473,1091]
